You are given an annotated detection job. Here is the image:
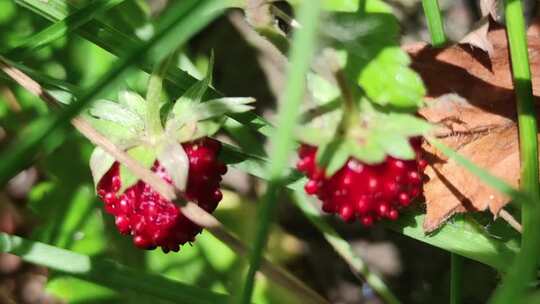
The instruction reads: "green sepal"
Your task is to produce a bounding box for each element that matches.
[89,147,115,192]
[169,120,222,143]
[119,145,158,193]
[316,138,350,176]
[84,115,139,146]
[172,52,214,108]
[89,99,144,132]
[372,131,415,160]
[347,137,386,164]
[157,140,189,192]
[118,90,147,119]
[296,125,335,146]
[304,101,431,172]
[168,97,255,126]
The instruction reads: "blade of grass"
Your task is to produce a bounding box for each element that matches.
[5,0,126,58]
[240,2,323,304]
[0,233,230,304]
[421,0,447,47]
[292,191,400,304]
[491,0,540,303]
[0,0,223,186]
[450,249,464,304]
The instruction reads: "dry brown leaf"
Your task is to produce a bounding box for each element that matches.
[459,0,499,56]
[460,17,494,56]
[406,24,540,232]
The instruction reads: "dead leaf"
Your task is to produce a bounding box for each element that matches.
[458,0,499,56]
[460,17,494,56]
[406,24,540,232]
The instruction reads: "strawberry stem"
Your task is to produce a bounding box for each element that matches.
[335,69,359,134]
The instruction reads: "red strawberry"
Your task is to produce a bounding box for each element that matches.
[97,137,227,253]
[297,138,426,226]
[89,62,253,252]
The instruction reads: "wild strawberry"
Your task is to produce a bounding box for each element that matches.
[88,62,254,252]
[96,138,226,252]
[297,138,426,226]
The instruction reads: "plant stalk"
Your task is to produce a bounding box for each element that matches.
[450,254,463,304]
[491,0,540,303]
[421,0,447,47]
[239,1,323,303]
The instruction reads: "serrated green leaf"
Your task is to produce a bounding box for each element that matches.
[157,141,189,192]
[119,145,157,192]
[89,100,144,131]
[357,47,425,108]
[118,90,147,118]
[89,147,115,190]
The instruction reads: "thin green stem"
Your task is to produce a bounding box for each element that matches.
[239,2,323,304]
[450,253,463,304]
[491,0,540,302]
[421,0,447,47]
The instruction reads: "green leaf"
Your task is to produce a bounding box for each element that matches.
[89,99,144,131]
[119,145,157,192]
[0,233,232,304]
[323,8,425,108]
[157,141,189,192]
[357,47,425,108]
[89,147,115,190]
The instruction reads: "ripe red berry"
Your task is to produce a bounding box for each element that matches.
[297,139,425,226]
[97,137,227,253]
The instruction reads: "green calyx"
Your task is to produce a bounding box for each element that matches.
[88,57,255,192]
[299,99,431,177]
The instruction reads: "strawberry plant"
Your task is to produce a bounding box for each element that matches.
[0,0,539,303]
